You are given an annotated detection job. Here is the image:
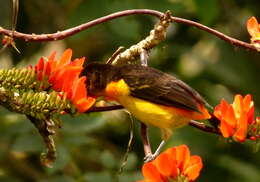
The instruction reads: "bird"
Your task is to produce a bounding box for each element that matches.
[81,62,211,160]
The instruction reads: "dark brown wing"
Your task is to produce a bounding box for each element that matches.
[117,65,207,112]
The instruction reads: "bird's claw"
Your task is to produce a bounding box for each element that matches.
[143,140,166,163]
[144,153,158,163]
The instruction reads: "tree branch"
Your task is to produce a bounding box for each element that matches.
[0,9,258,51]
[171,17,257,51]
[189,120,221,135]
[85,105,124,113]
[0,9,162,42]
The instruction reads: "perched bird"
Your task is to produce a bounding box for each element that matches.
[81,63,211,158]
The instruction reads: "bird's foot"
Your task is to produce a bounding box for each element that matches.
[144,153,158,163]
[143,140,166,163]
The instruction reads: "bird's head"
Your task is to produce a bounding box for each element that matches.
[81,62,118,96]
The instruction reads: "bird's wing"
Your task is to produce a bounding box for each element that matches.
[120,67,206,112]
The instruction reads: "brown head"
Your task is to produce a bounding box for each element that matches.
[81,63,120,96]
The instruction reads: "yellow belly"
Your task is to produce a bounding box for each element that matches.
[117,95,191,130]
[104,79,210,138]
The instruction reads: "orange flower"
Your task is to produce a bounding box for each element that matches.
[35,49,96,112]
[247,16,260,45]
[214,94,255,142]
[138,145,203,182]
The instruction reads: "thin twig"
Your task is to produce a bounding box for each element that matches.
[85,105,124,113]
[189,120,258,141]
[11,0,19,32]
[0,9,162,42]
[0,9,258,51]
[189,120,221,135]
[117,112,134,175]
[171,17,257,51]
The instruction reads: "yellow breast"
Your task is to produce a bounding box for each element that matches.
[105,79,191,129]
[118,95,191,129]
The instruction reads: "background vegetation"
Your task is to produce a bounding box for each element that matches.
[0,0,259,182]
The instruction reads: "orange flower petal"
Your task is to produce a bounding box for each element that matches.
[247,106,255,124]
[224,105,236,128]
[35,57,45,81]
[49,69,67,91]
[70,57,85,67]
[35,57,44,72]
[48,51,56,60]
[75,97,96,113]
[164,147,177,162]
[47,51,57,70]
[45,61,51,76]
[154,152,178,178]
[139,145,203,182]
[142,162,163,182]
[220,119,234,138]
[247,16,260,37]
[234,113,248,142]
[233,94,243,118]
[56,49,72,69]
[243,94,252,112]
[219,99,229,114]
[175,145,190,172]
[214,99,229,120]
[34,49,95,112]
[49,66,81,90]
[214,94,257,142]
[184,155,203,181]
[71,76,87,102]
[61,67,82,91]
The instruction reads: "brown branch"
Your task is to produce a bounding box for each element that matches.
[85,105,124,113]
[0,9,162,42]
[189,120,221,135]
[189,120,258,141]
[0,9,258,52]
[171,17,257,51]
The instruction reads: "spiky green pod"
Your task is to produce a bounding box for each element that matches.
[0,88,71,122]
[0,68,37,89]
[0,67,50,91]
[0,86,74,167]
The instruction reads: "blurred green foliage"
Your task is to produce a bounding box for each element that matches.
[0,0,260,182]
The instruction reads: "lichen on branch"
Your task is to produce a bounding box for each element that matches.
[111,11,172,65]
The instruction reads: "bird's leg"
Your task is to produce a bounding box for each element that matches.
[141,123,152,157]
[154,140,166,156]
[140,49,149,66]
[144,128,170,162]
[144,140,166,162]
